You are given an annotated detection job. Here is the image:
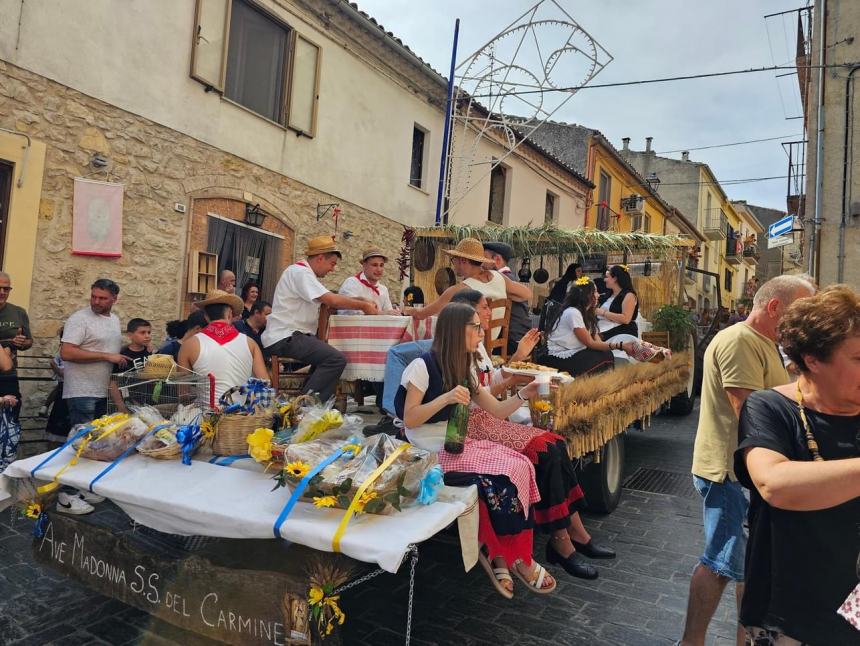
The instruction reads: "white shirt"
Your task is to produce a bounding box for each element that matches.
[547,308,588,358]
[463,271,507,339]
[262,262,329,348]
[338,273,393,314]
[62,307,122,399]
[400,358,446,452]
[192,332,254,402]
[597,293,617,333]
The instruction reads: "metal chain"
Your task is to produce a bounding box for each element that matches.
[332,566,385,595]
[405,545,419,646]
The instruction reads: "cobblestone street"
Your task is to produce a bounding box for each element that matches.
[0,404,741,646]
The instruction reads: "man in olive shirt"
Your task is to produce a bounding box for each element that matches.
[679,275,815,646]
[0,272,32,423]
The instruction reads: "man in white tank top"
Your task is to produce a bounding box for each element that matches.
[402,237,532,341]
[177,290,269,403]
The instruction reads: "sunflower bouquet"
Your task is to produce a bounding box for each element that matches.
[273,434,441,515]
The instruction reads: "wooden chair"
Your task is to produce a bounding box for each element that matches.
[269,304,332,396]
[485,298,512,361]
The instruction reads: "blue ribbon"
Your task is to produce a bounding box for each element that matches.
[30,425,94,479]
[220,378,272,414]
[417,465,444,505]
[208,454,251,466]
[272,446,359,539]
[87,424,171,493]
[176,424,201,466]
[32,512,49,538]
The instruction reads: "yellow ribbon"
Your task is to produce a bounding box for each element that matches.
[331,443,411,553]
[37,414,130,494]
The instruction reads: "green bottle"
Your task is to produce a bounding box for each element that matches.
[443,383,470,454]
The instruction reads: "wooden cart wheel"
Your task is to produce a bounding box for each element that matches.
[413,238,436,271]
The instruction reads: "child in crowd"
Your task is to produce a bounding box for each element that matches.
[109,318,153,412]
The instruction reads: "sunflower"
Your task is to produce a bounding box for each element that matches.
[532,400,552,412]
[308,585,324,605]
[354,491,378,514]
[574,276,591,286]
[284,461,311,480]
[313,495,337,508]
[23,502,41,520]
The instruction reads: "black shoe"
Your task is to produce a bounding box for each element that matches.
[572,539,616,559]
[362,415,399,437]
[545,541,598,579]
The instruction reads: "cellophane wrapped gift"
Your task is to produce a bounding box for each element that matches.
[71,415,150,462]
[282,434,439,515]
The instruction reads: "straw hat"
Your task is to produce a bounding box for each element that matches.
[304,235,342,258]
[442,238,488,263]
[197,289,244,316]
[361,247,388,262]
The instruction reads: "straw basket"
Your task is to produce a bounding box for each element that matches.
[137,430,184,460]
[213,412,273,455]
[138,354,177,380]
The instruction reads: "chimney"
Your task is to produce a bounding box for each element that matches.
[622,137,630,151]
[645,137,653,153]
[681,151,690,162]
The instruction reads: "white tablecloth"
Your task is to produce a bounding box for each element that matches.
[1,449,477,573]
[327,315,435,381]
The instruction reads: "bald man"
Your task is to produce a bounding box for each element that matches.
[218,270,236,294]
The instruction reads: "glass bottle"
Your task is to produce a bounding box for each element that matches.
[529,374,554,430]
[443,384,470,454]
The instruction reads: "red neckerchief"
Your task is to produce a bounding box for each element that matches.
[295,260,309,268]
[355,272,380,295]
[201,321,239,345]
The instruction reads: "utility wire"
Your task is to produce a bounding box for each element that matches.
[656,134,803,154]
[466,63,859,99]
[647,175,787,187]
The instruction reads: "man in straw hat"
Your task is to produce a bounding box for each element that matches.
[403,237,531,340]
[262,235,379,401]
[338,247,398,315]
[178,290,269,402]
[483,241,539,355]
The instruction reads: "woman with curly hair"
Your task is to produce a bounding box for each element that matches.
[596,264,639,340]
[542,276,634,376]
[736,285,860,644]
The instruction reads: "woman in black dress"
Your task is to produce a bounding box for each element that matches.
[735,285,860,644]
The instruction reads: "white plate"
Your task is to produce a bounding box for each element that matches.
[504,367,560,377]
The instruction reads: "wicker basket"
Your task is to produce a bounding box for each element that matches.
[137,438,184,460]
[213,411,274,455]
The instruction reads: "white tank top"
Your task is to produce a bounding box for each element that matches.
[193,332,254,402]
[463,271,507,339]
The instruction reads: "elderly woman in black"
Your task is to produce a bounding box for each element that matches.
[735,285,860,644]
[595,264,639,340]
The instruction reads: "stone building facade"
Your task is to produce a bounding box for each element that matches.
[0,59,403,354]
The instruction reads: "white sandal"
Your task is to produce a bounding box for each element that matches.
[512,560,556,595]
[477,551,514,599]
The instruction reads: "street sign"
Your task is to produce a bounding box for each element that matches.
[768,235,793,249]
[768,215,793,238]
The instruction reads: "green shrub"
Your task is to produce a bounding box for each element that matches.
[651,304,695,352]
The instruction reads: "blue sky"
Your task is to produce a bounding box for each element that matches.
[357,0,810,211]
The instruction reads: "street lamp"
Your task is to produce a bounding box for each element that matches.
[244,203,266,228]
[645,172,661,192]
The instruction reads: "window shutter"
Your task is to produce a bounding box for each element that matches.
[288,35,321,135]
[191,0,231,91]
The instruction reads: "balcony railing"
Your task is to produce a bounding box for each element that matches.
[703,208,728,240]
[743,244,759,265]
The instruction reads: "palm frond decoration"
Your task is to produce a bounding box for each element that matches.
[417,224,690,259]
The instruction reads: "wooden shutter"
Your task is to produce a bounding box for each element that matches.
[190,0,231,91]
[288,34,321,135]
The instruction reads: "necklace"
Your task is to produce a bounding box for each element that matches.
[795,381,824,462]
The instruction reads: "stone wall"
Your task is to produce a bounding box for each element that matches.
[0,61,407,411]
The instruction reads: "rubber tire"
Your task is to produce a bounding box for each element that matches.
[579,433,625,514]
[669,334,698,416]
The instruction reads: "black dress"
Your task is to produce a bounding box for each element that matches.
[735,389,860,644]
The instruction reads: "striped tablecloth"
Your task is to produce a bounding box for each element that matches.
[327,315,436,381]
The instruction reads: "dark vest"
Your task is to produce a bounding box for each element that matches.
[394,352,452,423]
[601,289,639,339]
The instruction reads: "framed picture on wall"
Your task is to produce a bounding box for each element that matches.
[72,178,124,257]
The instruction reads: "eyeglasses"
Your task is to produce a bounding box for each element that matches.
[466,322,483,332]
[0,286,11,292]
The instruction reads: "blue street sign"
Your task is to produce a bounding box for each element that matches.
[768,215,793,238]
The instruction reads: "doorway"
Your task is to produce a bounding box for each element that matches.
[0,161,12,268]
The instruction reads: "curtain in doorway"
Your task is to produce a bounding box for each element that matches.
[258,235,282,302]
[233,229,266,295]
[207,216,282,301]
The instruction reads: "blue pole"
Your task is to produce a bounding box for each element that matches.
[434,18,460,226]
